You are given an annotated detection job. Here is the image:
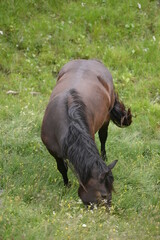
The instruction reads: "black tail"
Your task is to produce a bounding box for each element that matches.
[110,93,132,127]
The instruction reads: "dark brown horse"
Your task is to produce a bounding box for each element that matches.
[41,59,132,208]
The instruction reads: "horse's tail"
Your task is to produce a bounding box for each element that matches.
[110,93,132,127]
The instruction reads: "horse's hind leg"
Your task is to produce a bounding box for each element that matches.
[98,122,109,161]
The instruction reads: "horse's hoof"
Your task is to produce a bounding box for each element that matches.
[65,181,71,188]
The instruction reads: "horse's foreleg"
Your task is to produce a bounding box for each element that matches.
[98,122,109,161]
[47,148,69,186]
[55,157,69,186]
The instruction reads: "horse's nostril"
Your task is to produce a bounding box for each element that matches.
[101,194,107,199]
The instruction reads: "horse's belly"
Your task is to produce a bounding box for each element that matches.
[79,88,111,136]
[91,105,110,134]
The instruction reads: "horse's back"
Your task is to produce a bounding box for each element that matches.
[57,59,113,89]
[54,60,115,134]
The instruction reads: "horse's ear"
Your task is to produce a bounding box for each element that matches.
[108,160,118,171]
[99,160,118,182]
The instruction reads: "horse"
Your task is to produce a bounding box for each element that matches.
[41,59,132,208]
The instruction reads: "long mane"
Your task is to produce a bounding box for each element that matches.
[62,89,110,185]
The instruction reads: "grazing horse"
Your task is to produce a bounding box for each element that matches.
[41,59,132,208]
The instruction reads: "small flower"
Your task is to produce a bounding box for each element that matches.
[125,24,129,29]
[0,30,3,35]
[77,199,82,204]
[143,48,149,52]
[153,36,156,41]
[137,3,141,9]
[82,224,87,228]
[81,2,85,7]
[53,211,56,215]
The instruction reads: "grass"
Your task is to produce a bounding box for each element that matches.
[0,0,160,239]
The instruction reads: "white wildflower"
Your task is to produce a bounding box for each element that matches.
[143,48,149,52]
[53,211,56,215]
[94,204,97,210]
[0,30,3,35]
[137,3,141,9]
[125,24,129,29]
[82,224,87,228]
[77,199,82,204]
[153,36,156,41]
[81,2,85,7]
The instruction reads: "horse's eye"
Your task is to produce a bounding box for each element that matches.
[109,176,114,183]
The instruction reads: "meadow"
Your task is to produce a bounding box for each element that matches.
[0,0,160,239]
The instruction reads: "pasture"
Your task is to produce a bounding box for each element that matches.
[0,0,160,239]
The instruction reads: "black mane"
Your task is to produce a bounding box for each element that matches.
[62,89,111,186]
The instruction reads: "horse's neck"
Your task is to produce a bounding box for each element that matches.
[64,122,100,184]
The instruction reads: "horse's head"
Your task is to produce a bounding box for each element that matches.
[78,160,118,209]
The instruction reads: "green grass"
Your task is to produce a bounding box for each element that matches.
[0,0,160,239]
